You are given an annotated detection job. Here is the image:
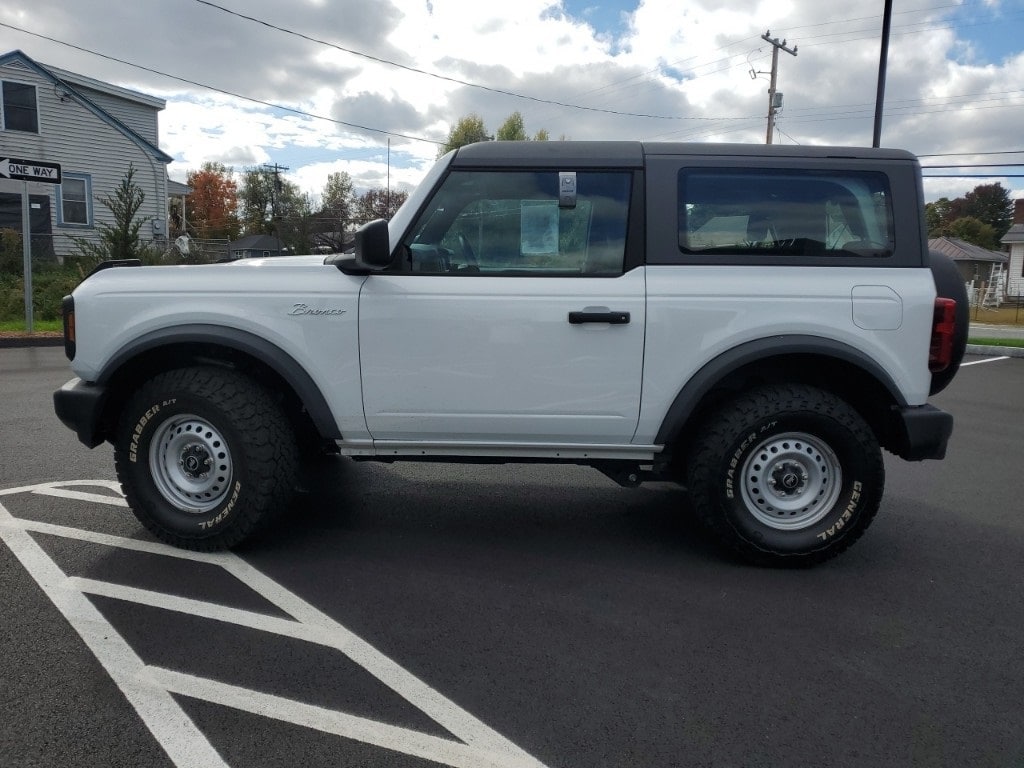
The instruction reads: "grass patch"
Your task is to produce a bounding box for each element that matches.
[0,318,62,333]
[968,336,1024,348]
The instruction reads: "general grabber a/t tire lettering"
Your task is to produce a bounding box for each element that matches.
[114,366,298,550]
[686,384,884,566]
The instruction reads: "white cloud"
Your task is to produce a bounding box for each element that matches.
[2,0,1021,204]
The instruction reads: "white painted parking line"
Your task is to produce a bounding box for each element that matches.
[0,481,549,768]
[960,356,1010,366]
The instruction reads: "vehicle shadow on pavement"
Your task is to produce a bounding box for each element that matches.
[249,455,721,565]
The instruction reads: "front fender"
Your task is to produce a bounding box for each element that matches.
[96,324,341,440]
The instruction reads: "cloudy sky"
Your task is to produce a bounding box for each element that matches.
[2,0,1022,203]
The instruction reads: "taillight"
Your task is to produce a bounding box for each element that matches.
[929,297,956,373]
[61,295,76,361]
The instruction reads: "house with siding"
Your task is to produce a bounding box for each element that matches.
[929,236,1009,307]
[0,49,172,261]
[228,234,285,259]
[1000,200,1024,300]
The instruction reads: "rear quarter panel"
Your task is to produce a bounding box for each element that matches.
[634,265,937,444]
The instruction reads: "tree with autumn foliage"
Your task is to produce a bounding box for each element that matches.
[186,162,240,239]
[925,182,1014,248]
[355,187,409,224]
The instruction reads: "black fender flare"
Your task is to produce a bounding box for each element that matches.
[653,335,906,446]
[96,324,341,439]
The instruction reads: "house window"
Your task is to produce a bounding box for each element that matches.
[59,175,91,226]
[1,81,39,133]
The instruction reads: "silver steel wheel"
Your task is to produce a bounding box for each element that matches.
[149,414,233,513]
[739,431,842,530]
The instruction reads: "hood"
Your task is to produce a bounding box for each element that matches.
[227,254,328,268]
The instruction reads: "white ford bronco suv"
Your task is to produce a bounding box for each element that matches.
[54,142,967,565]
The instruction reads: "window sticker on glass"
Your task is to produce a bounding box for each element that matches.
[520,200,559,255]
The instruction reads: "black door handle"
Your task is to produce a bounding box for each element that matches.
[568,311,630,325]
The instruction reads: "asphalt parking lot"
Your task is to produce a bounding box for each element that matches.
[1,346,1022,768]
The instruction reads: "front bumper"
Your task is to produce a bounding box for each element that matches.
[53,378,108,448]
[890,404,953,461]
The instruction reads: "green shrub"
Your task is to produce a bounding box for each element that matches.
[32,266,81,320]
[0,228,23,275]
[0,262,85,323]
[0,275,22,320]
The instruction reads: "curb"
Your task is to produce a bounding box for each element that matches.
[965,343,1024,358]
[0,336,64,349]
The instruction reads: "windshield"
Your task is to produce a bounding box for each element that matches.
[387,150,456,250]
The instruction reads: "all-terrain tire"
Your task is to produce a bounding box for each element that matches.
[114,366,298,550]
[686,384,884,566]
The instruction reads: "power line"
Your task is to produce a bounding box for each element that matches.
[543,3,1016,118]
[919,150,1024,158]
[191,0,742,122]
[5,11,1020,154]
[921,164,1024,169]
[923,174,1024,178]
[0,20,444,145]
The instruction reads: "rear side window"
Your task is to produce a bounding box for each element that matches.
[678,168,894,259]
[402,170,632,275]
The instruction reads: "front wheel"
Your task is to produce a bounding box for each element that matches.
[686,385,884,566]
[114,366,298,550]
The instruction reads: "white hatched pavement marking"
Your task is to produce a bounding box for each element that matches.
[0,478,126,500]
[151,669,537,768]
[0,496,228,768]
[0,481,548,768]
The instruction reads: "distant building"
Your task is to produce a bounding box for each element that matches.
[929,236,1009,285]
[1000,200,1024,299]
[0,49,172,261]
[929,236,1009,307]
[228,234,285,259]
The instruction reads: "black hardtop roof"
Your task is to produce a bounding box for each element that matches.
[450,140,917,168]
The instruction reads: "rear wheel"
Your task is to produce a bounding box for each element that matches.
[686,384,884,566]
[114,366,298,550]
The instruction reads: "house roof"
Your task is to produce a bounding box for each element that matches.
[167,179,192,197]
[43,64,166,110]
[232,235,284,251]
[1001,223,1024,244]
[0,49,172,164]
[928,237,1008,264]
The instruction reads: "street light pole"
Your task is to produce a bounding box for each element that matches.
[872,0,894,147]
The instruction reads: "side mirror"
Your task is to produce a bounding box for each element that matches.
[330,219,394,274]
[354,219,393,270]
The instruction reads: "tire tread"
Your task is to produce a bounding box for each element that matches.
[687,384,884,567]
[114,366,297,550]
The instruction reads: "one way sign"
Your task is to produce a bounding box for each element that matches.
[0,157,62,184]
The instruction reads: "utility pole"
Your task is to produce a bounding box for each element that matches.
[761,31,798,144]
[262,162,289,253]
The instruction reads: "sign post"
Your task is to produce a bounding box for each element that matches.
[1,158,62,333]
